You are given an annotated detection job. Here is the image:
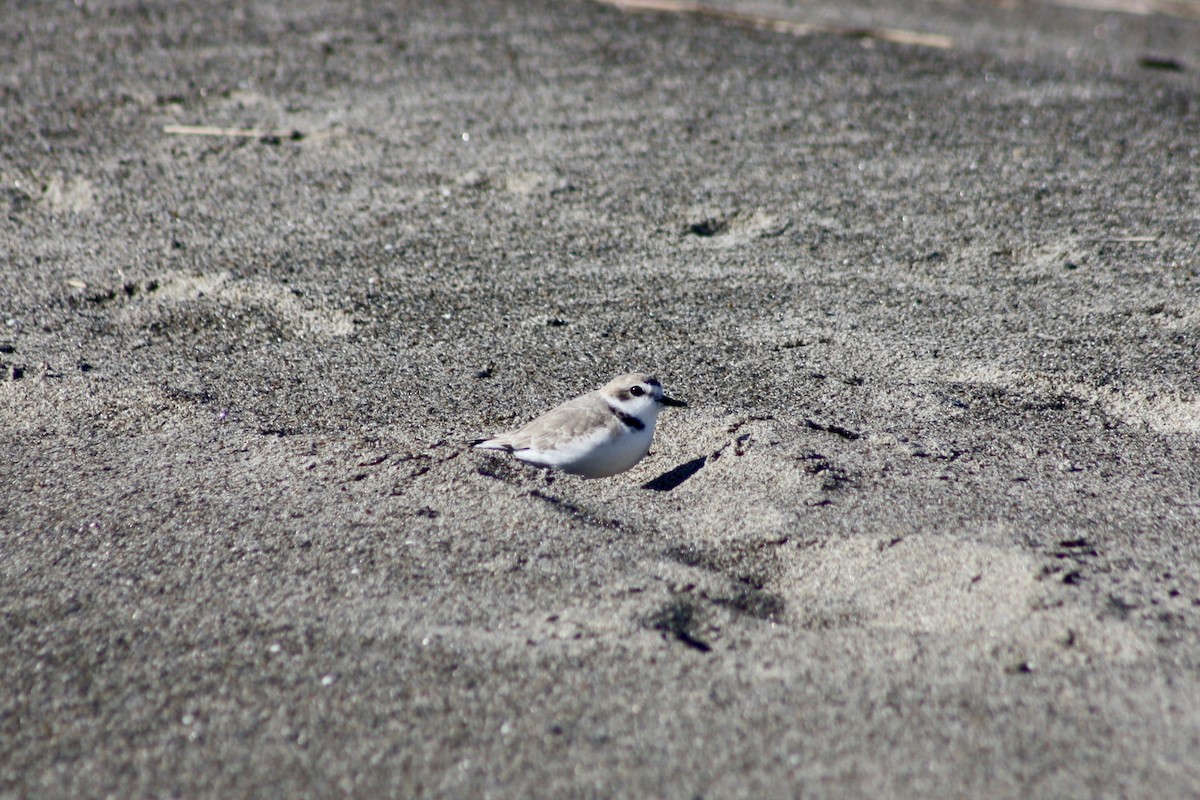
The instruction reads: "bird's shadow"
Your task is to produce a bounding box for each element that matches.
[642,455,707,492]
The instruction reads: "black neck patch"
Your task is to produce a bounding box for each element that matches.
[610,405,645,431]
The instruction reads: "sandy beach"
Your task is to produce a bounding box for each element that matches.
[3,0,1199,796]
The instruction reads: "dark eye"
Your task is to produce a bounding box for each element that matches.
[630,385,645,397]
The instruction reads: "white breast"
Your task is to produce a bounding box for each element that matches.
[518,421,655,478]
[570,423,655,478]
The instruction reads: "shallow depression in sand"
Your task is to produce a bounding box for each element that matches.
[775,535,1152,670]
[125,271,356,340]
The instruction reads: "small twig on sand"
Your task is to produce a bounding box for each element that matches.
[162,125,312,141]
[594,0,955,50]
[1079,235,1160,243]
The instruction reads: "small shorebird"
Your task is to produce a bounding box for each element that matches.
[473,373,686,478]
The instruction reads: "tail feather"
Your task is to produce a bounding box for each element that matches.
[472,437,514,452]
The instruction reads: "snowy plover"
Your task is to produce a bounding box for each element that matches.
[473,373,687,478]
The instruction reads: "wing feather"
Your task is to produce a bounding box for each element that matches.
[475,391,620,453]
